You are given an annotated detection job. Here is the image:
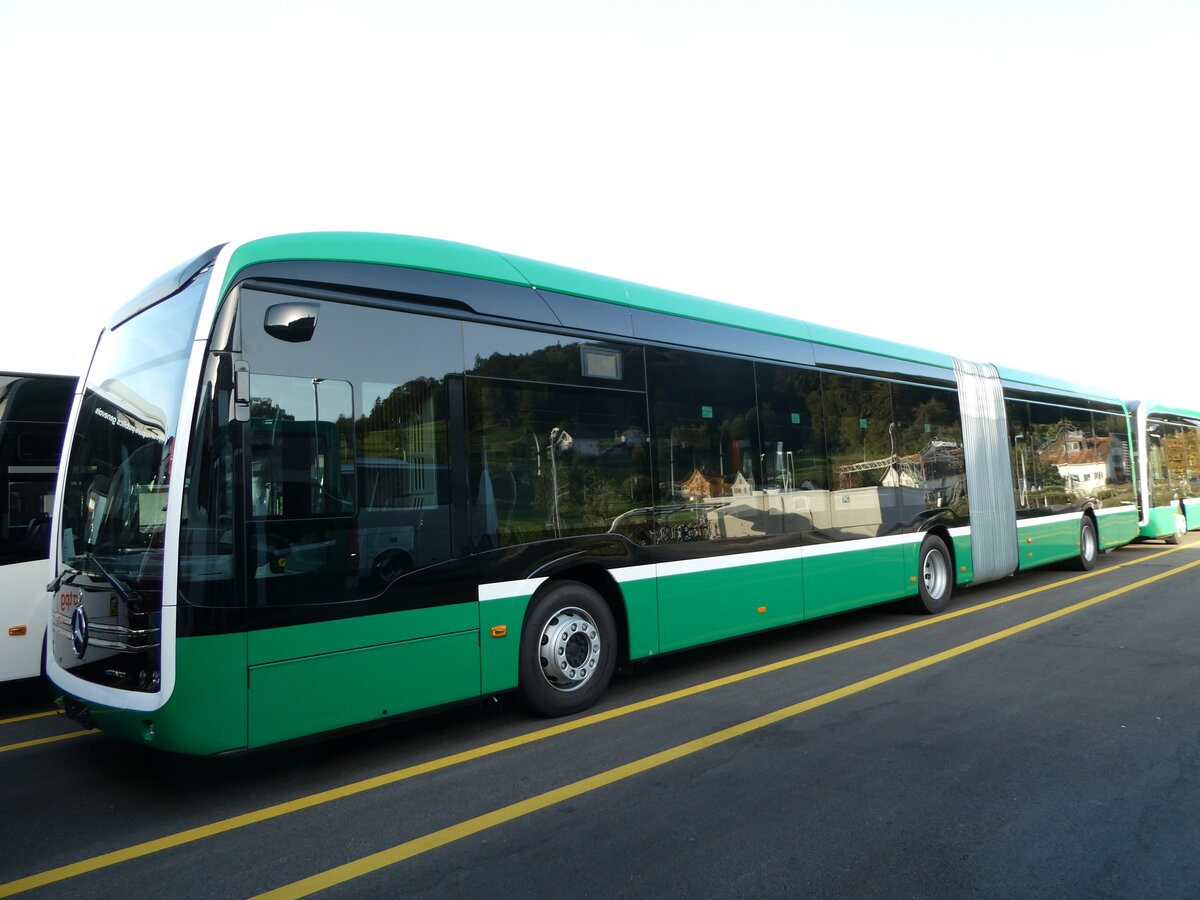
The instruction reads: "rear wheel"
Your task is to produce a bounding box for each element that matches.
[1069,518,1098,570]
[518,581,617,716]
[911,535,953,614]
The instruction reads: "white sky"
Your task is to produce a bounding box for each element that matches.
[2,0,1197,408]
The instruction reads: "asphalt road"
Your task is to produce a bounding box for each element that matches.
[2,535,1198,899]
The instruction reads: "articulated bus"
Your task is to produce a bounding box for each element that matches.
[1,372,75,682]
[47,233,1140,754]
[1132,403,1200,542]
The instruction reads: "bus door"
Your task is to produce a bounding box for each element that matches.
[233,289,477,748]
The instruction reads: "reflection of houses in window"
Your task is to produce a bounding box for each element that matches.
[681,469,711,501]
[678,467,747,501]
[1040,430,1120,496]
[837,442,964,490]
[731,472,753,496]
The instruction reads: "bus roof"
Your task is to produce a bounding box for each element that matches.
[222,231,1123,405]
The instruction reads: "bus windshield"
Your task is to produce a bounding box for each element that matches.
[60,276,208,581]
[52,267,208,689]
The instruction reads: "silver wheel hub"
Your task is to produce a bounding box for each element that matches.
[538,606,601,692]
[923,548,948,599]
[1083,524,1097,559]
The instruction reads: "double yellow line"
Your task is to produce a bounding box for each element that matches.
[1,546,1194,898]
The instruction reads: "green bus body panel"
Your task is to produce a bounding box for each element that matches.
[248,630,479,749]
[1189,502,1200,531]
[245,603,481,748]
[1140,506,1183,540]
[802,543,907,619]
[1014,518,1093,569]
[65,632,249,755]
[246,604,477,665]
[949,533,974,583]
[657,559,805,653]
[479,592,530,695]
[1098,509,1139,547]
[619,576,660,660]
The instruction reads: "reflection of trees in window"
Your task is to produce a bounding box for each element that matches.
[471,343,581,383]
[351,377,452,580]
[822,375,894,489]
[891,384,967,516]
[468,379,650,549]
[648,349,757,507]
[755,363,827,491]
[356,378,445,511]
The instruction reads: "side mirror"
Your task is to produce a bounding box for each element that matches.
[264,302,319,343]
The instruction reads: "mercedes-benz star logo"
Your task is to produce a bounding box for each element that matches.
[71,606,89,658]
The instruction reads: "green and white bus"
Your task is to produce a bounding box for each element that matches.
[47,233,1140,754]
[1,372,75,683]
[1132,402,1200,542]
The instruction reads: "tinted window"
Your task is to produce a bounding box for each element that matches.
[465,322,645,390]
[749,362,827,536]
[1007,399,1125,513]
[0,375,72,566]
[646,349,758,543]
[890,383,968,519]
[464,323,649,548]
[1146,418,1200,506]
[182,295,463,606]
[467,380,650,548]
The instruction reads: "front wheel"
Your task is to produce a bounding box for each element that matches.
[911,535,953,614]
[1068,518,1098,570]
[518,581,617,716]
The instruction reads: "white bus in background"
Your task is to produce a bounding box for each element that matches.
[0,372,75,682]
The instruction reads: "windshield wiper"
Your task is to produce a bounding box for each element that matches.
[86,555,141,612]
[55,553,143,611]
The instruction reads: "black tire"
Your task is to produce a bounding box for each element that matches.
[1068,518,1098,570]
[911,534,953,615]
[518,581,616,717]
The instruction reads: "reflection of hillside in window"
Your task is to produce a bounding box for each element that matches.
[356,379,446,511]
[465,322,644,390]
[822,374,893,489]
[467,380,650,550]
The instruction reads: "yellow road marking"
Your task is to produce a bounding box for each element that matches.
[253,556,1200,899]
[0,710,59,727]
[0,730,97,755]
[0,545,1189,897]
